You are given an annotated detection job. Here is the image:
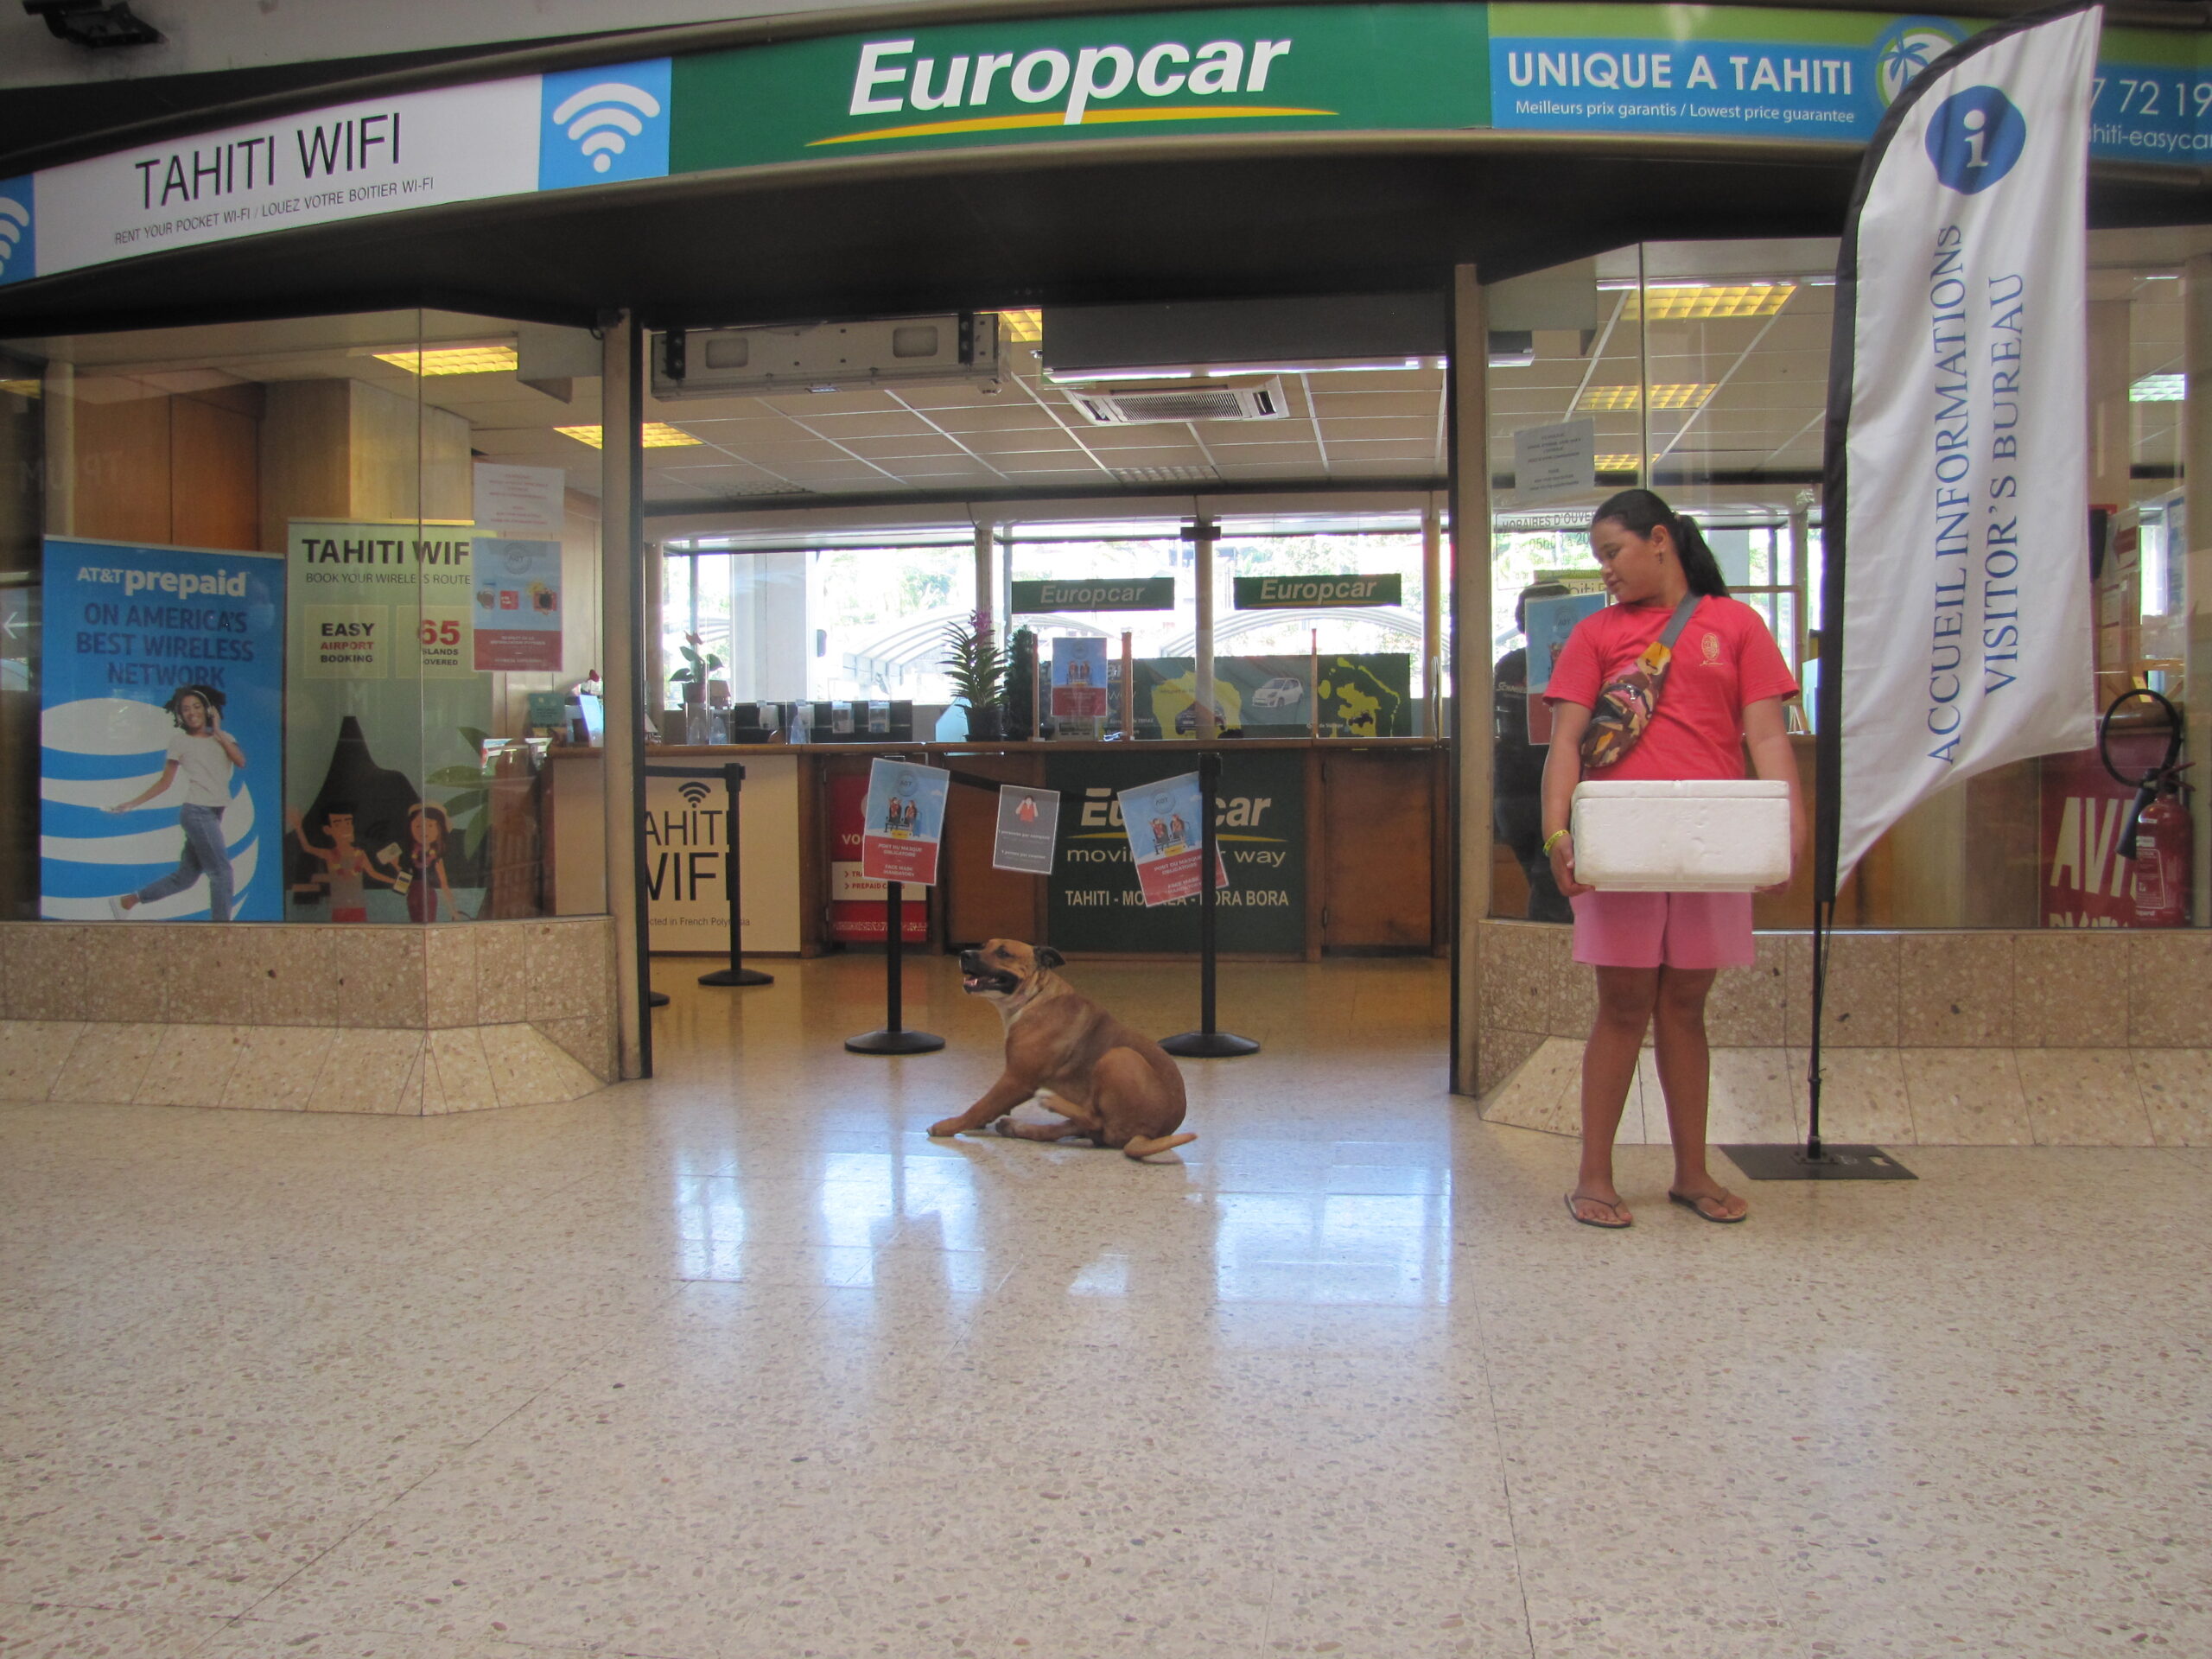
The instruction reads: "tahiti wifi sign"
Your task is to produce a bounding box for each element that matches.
[669,5,1490,168]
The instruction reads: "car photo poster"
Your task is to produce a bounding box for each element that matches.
[1117,771,1229,906]
[859,758,950,886]
[40,537,285,921]
[1823,5,2099,881]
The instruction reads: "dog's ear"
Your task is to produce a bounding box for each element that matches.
[1034,945,1065,970]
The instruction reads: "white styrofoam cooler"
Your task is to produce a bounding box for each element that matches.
[1570,779,1791,892]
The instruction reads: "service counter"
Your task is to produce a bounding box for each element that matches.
[546,739,1448,962]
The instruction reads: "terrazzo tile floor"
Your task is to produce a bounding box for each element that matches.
[2,953,2207,1657]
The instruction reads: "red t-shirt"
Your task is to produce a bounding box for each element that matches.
[1543,594,1798,782]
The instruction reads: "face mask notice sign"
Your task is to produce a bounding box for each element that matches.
[992,785,1059,875]
[1118,771,1228,906]
[860,758,950,885]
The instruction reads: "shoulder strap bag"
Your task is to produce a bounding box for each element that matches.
[1578,595,1701,772]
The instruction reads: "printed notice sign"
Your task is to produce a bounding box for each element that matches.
[859,758,950,886]
[992,785,1060,875]
[1118,771,1229,906]
[472,461,566,537]
[1513,417,1597,502]
[472,537,563,671]
[1052,636,1109,720]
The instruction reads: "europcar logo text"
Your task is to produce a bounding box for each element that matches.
[539,60,673,189]
[821,28,1327,147]
[1872,16,1969,106]
[0,176,34,288]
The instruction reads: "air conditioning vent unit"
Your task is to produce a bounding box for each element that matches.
[653,314,999,397]
[1065,377,1288,427]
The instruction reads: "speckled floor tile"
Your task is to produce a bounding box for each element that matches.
[4,958,2209,1659]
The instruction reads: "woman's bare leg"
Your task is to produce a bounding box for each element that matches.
[1650,966,1747,1220]
[1573,967,1658,1221]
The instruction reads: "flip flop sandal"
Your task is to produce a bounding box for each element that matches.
[1669,1190,1748,1224]
[1565,1192,1631,1230]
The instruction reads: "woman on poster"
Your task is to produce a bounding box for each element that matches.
[105,683,244,922]
[1541,491,1803,1229]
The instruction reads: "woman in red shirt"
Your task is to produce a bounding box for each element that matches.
[1541,490,1804,1229]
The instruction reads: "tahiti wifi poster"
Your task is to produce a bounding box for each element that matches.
[284,518,493,919]
[39,536,285,920]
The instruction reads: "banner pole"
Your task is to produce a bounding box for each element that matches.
[700,760,772,988]
[1161,747,1259,1058]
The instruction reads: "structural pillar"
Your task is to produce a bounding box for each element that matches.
[1421,499,1443,735]
[2183,256,2212,925]
[973,518,995,634]
[1447,265,1495,1096]
[601,310,652,1077]
[1192,515,1218,738]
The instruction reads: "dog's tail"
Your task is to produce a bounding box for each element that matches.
[1122,1132,1198,1161]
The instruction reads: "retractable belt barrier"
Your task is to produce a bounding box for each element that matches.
[839,752,1257,1060]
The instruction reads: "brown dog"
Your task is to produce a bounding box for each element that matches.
[927,940,1195,1160]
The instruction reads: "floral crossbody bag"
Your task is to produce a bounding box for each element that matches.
[1577,595,1702,771]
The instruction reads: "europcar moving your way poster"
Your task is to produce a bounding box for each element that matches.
[40,536,284,920]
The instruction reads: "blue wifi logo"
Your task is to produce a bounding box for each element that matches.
[539,60,673,191]
[0,179,34,288]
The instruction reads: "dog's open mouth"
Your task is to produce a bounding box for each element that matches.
[961,970,1020,995]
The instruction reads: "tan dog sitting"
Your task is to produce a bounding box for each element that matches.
[928,940,1196,1160]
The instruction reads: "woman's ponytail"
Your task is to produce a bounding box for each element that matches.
[1590,488,1731,598]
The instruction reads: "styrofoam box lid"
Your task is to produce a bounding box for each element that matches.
[1573,780,1789,798]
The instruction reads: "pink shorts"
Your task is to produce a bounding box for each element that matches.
[1569,890,1756,970]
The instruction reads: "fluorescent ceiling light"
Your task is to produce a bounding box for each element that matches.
[1626,283,1796,321]
[1045,368,1194,383]
[997,308,1044,342]
[1577,384,1714,412]
[557,423,702,448]
[2132,373,2186,402]
[0,378,40,398]
[373,346,520,376]
[1593,454,1649,471]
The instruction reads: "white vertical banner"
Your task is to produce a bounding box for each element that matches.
[1823,4,2101,882]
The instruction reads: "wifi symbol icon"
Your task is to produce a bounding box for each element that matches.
[0,188,32,285]
[677,780,712,808]
[540,60,672,191]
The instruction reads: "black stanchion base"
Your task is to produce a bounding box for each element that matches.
[1721,1143,1916,1181]
[698,967,775,987]
[1160,1030,1261,1058]
[647,990,671,1008]
[844,1029,946,1055]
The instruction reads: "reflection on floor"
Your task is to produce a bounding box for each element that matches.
[2,953,2206,1656]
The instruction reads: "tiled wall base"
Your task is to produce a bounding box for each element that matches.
[1478,1036,2212,1147]
[1475,918,2212,1147]
[0,1020,602,1114]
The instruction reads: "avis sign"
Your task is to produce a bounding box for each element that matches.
[2038,743,2183,930]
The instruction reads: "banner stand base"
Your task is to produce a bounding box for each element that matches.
[699,967,774,987]
[845,1028,946,1055]
[1721,1143,1916,1181]
[1160,1030,1260,1058]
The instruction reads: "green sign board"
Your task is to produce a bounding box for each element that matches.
[671,4,1490,171]
[1233,574,1403,609]
[1045,748,1305,953]
[1013,577,1177,613]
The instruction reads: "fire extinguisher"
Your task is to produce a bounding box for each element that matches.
[2099,687,2191,927]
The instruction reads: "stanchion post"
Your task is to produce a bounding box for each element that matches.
[1160,747,1259,1058]
[845,875,944,1054]
[700,760,772,987]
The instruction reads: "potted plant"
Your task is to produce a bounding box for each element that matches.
[942,611,1007,741]
[670,632,722,705]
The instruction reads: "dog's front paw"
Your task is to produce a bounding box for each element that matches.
[927,1116,969,1138]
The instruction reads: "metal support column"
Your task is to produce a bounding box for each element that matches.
[1447,265,1495,1096]
[1421,499,1444,735]
[1192,515,1219,738]
[601,310,652,1077]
